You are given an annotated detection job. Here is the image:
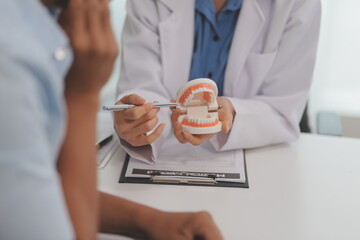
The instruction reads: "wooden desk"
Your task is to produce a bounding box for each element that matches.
[98,134,360,240]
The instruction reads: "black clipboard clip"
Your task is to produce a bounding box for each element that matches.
[150,171,218,185]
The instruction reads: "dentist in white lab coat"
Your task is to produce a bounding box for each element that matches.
[114,0,321,163]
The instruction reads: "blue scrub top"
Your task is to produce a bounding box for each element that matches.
[189,0,243,96]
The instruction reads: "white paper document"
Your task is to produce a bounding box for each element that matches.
[125,138,246,183]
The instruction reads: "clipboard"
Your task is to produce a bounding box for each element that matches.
[119,152,249,188]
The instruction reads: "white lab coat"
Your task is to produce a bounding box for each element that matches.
[117,0,321,162]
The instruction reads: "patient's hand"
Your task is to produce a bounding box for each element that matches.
[114,94,165,147]
[59,0,118,98]
[171,97,235,146]
[144,210,223,240]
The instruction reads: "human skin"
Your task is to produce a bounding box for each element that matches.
[213,0,228,14]
[40,0,223,239]
[171,97,235,146]
[114,0,235,147]
[56,0,118,238]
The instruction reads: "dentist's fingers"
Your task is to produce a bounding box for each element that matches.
[169,99,177,111]
[114,94,164,146]
[131,108,160,127]
[115,107,157,138]
[219,112,232,134]
[173,122,188,144]
[171,109,188,144]
[127,117,159,139]
[170,108,181,123]
[120,103,154,121]
[217,97,235,134]
[127,123,166,147]
[183,132,214,146]
[115,111,162,145]
[119,94,146,106]
[115,95,154,121]
[171,107,215,145]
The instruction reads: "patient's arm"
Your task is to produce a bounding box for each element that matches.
[58,95,99,240]
[56,0,118,238]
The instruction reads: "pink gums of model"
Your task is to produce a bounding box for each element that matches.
[176,78,222,134]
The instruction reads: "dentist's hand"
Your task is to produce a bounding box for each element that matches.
[217,97,235,133]
[114,94,165,147]
[171,108,215,146]
[171,97,235,146]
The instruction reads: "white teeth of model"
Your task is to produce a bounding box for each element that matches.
[190,89,196,96]
[194,88,202,95]
[185,89,198,105]
[177,79,221,134]
[189,118,194,123]
[184,114,217,125]
[185,94,191,105]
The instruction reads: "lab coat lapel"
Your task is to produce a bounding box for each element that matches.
[158,0,195,98]
[224,0,265,96]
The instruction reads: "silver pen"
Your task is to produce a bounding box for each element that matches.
[102,102,179,111]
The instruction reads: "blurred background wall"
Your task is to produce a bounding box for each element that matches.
[309,0,360,137]
[102,0,360,138]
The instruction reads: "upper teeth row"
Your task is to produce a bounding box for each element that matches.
[186,113,218,124]
[183,88,213,106]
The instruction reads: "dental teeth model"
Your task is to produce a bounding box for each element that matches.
[176,78,222,134]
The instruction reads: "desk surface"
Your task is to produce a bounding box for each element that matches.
[98,134,360,240]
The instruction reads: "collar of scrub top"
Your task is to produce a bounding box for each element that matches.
[195,0,243,26]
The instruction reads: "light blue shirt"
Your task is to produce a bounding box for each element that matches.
[189,0,243,96]
[0,0,74,239]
